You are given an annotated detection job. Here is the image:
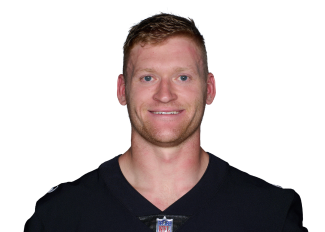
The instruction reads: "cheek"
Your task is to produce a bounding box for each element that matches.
[128,86,153,112]
[179,86,205,103]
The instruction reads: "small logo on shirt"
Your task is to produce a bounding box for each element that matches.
[47,185,58,193]
[156,216,173,232]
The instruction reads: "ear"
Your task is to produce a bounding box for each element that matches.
[206,73,216,105]
[117,74,127,105]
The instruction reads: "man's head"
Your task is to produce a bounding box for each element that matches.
[117,13,215,147]
[123,13,208,82]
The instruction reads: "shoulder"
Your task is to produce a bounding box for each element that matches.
[228,165,284,189]
[35,169,100,213]
[207,153,299,214]
[226,165,297,203]
[225,165,307,229]
[25,168,103,231]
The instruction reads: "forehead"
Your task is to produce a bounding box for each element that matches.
[127,36,204,76]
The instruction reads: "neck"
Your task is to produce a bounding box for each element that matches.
[118,128,209,210]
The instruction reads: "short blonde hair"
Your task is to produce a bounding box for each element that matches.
[122,11,210,86]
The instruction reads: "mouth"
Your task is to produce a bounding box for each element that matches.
[150,111,181,114]
[150,110,183,115]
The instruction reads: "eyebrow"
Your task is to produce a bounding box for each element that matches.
[133,67,198,75]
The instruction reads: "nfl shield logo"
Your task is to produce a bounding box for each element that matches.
[156,216,173,232]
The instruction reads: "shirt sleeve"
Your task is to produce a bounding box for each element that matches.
[281,190,308,232]
[24,211,44,232]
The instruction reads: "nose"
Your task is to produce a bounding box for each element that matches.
[153,79,177,103]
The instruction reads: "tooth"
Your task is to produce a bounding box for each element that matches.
[152,111,180,114]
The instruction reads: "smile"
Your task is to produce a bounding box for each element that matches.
[151,111,181,115]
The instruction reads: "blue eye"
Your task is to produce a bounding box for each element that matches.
[144,76,152,81]
[180,75,188,81]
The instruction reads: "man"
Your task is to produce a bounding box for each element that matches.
[25,13,308,231]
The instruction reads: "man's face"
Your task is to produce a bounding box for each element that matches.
[118,36,215,147]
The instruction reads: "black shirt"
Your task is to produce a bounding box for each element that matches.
[25,153,308,231]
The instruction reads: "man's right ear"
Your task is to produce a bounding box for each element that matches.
[117,74,127,105]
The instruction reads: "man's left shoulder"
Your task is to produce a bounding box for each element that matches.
[227,165,297,200]
[216,165,307,230]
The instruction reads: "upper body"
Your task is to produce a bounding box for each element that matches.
[25,153,307,232]
[25,13,308,231]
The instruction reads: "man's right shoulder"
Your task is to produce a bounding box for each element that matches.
[25,169,102,231]
[35,168,101,211]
